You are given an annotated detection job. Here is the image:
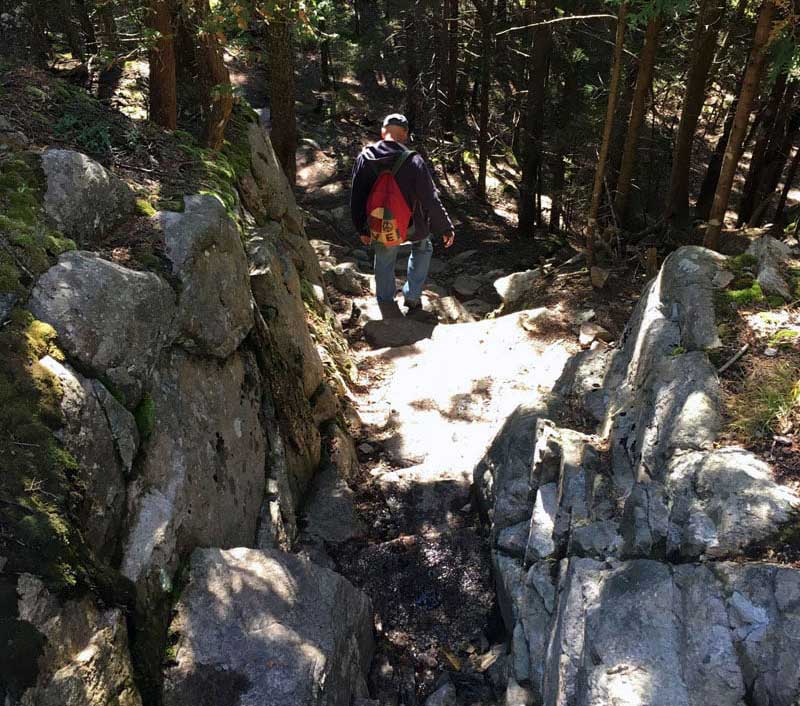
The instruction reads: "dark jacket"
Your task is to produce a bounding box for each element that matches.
[350,140,454,242]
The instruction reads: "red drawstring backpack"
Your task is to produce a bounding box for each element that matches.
[365,149,416,247]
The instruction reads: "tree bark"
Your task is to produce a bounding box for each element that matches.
[28,2,50,67]
[587,1,628,247]
[705,0,776,250]
[737,71,789,225]
[319,18,332,89]
[550,62,578,232]
[664,0,724,226]
[60,0,85,61]
[147,0,178,131]
[773,143,800,228]
[476,0,495,200]
[74,0,97,56]
[266,8,297,183]
[404,1,424,135]
[96,0,123,101]
[445,0,459,134]
[613,12,662,226]
[195,0,232,150]
[517,0,553,233]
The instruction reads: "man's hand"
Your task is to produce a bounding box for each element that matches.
[360,234,372,246]
[443,231,455,249]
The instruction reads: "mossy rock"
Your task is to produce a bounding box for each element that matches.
[0,151,75,297]
[0,308,133,605]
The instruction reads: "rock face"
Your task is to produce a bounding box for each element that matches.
[15,574,142,706]
[163,547,374,706]
[29,250,177,405]
[248,231,325,398]
[245,120,301,226]
[39,356,137,562]
[122,348,266,585]
[158,194,254,357]
[42,148,134,242]
[10,115,368,706]
[477,246,800,706]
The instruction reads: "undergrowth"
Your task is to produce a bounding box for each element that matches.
[726,361,800,442]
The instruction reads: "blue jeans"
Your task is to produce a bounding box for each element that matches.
[373,237,433,304]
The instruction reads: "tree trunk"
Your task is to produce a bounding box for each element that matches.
[517,0,553,233]
[550,63,578,232]
[404,1,424,135]
[60,0,85,61]
[96,0,123,100]
[445,0,459,134]
[737,71,789,225]
[476,0,495,200]
[664,0,724,226]
[587,1,628,246]
[696,90,740,220]
[319,18,332,89]
[773,143,800,229]
[748,97,800,226]
[74,0,97,55]
[28,2,50,67]
[196,0,232,150]
[266,8,297,183]
[147,0,177,131]
[705,0,776,250]
[613,13,662,226]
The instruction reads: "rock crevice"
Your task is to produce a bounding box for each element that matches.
[477,246,800,706]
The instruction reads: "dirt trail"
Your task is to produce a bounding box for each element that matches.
[290,96,585,704]
[316,257,577,705]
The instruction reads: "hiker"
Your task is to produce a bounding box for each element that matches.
[350,113,455,316]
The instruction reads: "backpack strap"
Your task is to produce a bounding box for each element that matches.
[391,148,416,176]
[367,148,417,177]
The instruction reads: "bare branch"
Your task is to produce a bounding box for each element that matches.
[496,13,617,36]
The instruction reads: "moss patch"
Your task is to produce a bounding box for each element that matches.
[300,279,358,387]
[0,309,133,605]
[134,393,156,440]
[0,152,75,297]
[176,103,258,227]
[134,197,157,218]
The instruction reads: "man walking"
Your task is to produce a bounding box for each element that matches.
[350,113,455,317]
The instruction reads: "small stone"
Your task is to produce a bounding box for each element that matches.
[573,309,596,325]
[462,299,494,318]
[764,346,779,357]
[453,274,483,297]
[428,257,446,275]
[713,270,735,288]
[359,443,375,455]
[590,265,609,289]
[579,321,612,348]
[494,269,541,308]
[424,681,457,706]
[451,249,479,264]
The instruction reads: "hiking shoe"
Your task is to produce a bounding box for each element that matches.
[404,301,438,324]
[378,301,404,319]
